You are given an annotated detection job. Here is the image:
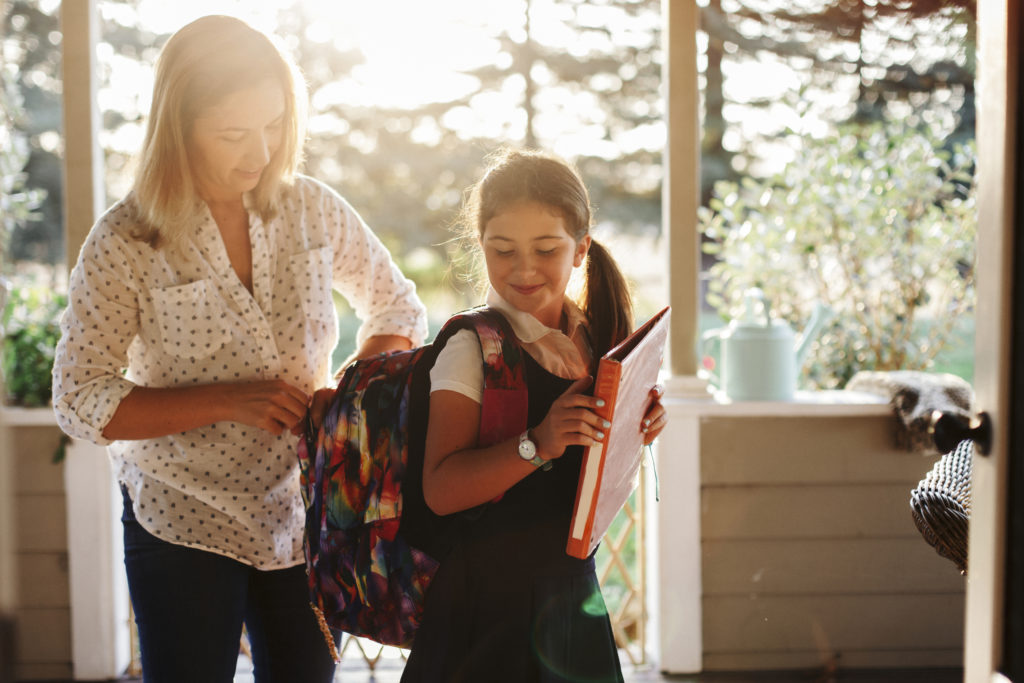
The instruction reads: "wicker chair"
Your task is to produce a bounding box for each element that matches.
[909,439,973,575]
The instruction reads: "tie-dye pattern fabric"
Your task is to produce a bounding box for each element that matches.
[297,308,527,652]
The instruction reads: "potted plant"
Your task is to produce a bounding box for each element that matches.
[2,57,58,409]
[699,121,977,389]
[1,276,65,408]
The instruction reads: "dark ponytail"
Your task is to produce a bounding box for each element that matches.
[582,239,633,362]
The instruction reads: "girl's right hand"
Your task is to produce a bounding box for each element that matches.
[532,376,610,461]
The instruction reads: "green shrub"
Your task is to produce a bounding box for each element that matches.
[700,122,977,389]
[1,279,66,407]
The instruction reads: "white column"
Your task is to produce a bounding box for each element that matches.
[61,2,131,679]
[653,409,702,673]
[662,0,703,380]
[61,0,104,267]
[655,0,705,673]
[64,441,131,680]
[0,402,16,683]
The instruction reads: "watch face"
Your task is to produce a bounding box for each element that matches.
[518,437,537,460]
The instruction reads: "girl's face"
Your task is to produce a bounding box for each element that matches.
[189,78,285,203]
[481,200,590,330]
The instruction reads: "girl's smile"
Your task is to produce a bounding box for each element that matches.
[511,283,543,295]
[481,200,590,329]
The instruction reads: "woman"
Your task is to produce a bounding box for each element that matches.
[52,15,427,683]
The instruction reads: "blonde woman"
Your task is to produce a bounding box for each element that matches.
[52,15,426,682]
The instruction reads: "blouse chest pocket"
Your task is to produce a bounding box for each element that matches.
[288,246,335,326]
[151,280,233,360]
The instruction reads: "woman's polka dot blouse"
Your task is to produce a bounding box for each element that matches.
[52,176,428,569]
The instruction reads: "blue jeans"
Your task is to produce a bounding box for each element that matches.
[121,488,338,683]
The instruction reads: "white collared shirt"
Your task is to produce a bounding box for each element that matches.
[52,175,427,569]
[430,289,592,403]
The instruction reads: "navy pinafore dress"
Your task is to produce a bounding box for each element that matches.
[401,353,624,683]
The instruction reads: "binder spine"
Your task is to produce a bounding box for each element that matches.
[566,359,622,558]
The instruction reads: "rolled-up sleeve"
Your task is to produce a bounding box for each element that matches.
[52,227,139,445]
[326,193,428,347]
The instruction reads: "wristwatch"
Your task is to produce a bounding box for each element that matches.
[518,430,552,471]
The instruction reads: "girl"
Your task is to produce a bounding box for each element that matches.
[401,148,667,683]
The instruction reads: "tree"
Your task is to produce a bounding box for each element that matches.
[700,122,977,388]
[1,49,45,273]
[7,0,666,284]
[267,0,665,305]
[1,0,61,265]
[698,0,976,198]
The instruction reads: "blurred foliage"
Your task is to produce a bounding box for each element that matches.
[92,0,664,291]
[1,0,63,265]
[0,27,47,273]
[699,0,975,204]
[5,0,665,276]
[1,274,66,406]
[3,0,979,385]
[700,121,977,389]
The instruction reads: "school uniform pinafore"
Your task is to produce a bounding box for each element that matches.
[401,353,624,683]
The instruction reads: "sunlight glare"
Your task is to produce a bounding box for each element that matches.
[301,0,516,109]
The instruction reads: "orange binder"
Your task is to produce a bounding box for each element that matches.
[566,306,671,559]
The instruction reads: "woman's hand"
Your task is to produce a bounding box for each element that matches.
[336,334,414,375]
[227,379,310,436]
[101,379,310,441]
[532,376,610,461]
[294,387,336,436]
[641,384,667,445]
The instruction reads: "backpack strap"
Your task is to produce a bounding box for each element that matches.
[434,307,529,447]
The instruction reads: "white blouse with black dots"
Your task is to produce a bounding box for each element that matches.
[52,175,428,570]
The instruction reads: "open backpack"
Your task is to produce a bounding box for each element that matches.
[296,307,529,655]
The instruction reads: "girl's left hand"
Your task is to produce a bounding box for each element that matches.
[641,384,667,445]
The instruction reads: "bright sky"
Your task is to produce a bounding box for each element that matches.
[96,0,666,162]
[94,0,961,172]
[127,0,523,108]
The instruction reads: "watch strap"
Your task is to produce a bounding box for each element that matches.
[529,454,553,471]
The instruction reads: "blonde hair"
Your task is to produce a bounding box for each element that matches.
[130,15,308,246]
[458,148,634,360]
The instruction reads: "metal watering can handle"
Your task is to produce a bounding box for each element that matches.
[743,287,772,327]
[700,327,724,387]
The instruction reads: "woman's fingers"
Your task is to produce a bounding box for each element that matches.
[269,382,310,427]
[300,388,336,435]
[232,380,310,433]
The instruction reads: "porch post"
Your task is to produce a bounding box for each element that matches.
[60,1,132,679]
[1,407,15,683]
[653,0,705,674]
[663,0,702,381]
[61,0,104,267]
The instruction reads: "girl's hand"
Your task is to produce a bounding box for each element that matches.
[532,376,610,461]
[641,384,667,445]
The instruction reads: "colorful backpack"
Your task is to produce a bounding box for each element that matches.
[296,308,529,655]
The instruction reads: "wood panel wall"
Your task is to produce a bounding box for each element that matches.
[699,415,966,671]
[10,425,72,680]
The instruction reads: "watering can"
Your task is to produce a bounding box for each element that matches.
[702,288,831,401]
